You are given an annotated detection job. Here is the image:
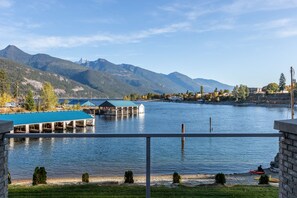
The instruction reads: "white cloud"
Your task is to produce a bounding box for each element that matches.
[14,22,190,50]
[159,1,216,21]
[92,0,117,5]
[277,29,297,37]
[0,0,13,8]
[221,0,297,14]
[159,0,297,21]
[258,18,291,29]
[245,17,297,39]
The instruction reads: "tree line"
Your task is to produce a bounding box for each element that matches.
[123,73,290,103]
[0,69,58,111]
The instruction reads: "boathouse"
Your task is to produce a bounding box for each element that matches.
[67,99,96,107]
[0,111,95,133]
[99,100,143,116]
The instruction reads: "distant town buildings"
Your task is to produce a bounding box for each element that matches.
[248,88,263,94]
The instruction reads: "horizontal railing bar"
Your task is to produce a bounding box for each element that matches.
[5,132,282,139]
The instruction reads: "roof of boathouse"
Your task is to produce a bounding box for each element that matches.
[0,111,93,126]
[99,100,138,108]
[67,99,96,107]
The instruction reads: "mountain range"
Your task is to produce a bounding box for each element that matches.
[0,45,233,98]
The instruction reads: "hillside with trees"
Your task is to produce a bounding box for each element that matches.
[0,58,102,98]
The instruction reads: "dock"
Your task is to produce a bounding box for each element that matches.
[98,100,145,117]
[0,111,95,133]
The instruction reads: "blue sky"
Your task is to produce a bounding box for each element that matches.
[1,0,297,87]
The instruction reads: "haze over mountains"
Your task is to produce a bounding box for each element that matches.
[0,45,233,98]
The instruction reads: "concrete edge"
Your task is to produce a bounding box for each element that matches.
[274,119,297,134]
[0,120,13,133]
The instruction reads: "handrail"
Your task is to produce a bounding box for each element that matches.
[4,132,282,198]
[5,132,282,138]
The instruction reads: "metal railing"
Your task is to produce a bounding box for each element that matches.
[5,132,282,198]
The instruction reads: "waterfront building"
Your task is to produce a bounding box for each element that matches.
[99,100,144,116]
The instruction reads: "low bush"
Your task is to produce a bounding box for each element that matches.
[82,173,89,183]
[172,172,181,184]
[32,167,47,185]
[259,174,269,184]
[124,171,134,183]
[8,171,11,184]
[215,173,226,185]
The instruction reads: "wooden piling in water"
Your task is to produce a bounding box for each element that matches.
[181,123,185,150]
[209,117,212,133]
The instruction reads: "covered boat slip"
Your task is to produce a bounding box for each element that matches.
[0,111,95,133]
[99,100,144,116]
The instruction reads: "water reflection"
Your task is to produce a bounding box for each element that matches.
[8,102,287,179]
[25,138,30,151]
[138,113,145,133]
[9,138,14,149]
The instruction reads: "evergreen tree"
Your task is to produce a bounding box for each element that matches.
[279,73,286,92]
[24,90,35,111]
[0,69,10,95]
[40,82,58,111]
[200,85,204,96]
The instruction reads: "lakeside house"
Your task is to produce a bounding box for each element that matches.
[168,96,183,102]
[4,102,17,108]
[99,100,144,116]
[248,87,264,94]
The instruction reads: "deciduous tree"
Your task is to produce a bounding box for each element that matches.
[0,92,12,107]
[266,83,279,94]
[40,82,58,111]
[233,85,249,101]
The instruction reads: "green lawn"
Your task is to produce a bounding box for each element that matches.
[9,184,278,198]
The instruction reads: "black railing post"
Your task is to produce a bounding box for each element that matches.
[146,137,151,198]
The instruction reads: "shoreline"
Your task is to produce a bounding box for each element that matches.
[159,100,291,108]
[11,170,279,187]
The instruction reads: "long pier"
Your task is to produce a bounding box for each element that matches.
[0,111,95,133]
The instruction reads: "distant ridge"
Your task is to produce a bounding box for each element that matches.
[80,58,233,93]
[0,45,233,97]
[0,45,137,97]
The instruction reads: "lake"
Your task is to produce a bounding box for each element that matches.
[8,102,290,179]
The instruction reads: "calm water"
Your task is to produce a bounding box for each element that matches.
[8,102,290,179]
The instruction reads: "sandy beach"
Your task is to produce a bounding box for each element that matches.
[11,169,279,187]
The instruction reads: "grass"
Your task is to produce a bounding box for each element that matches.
[9,184,278,198]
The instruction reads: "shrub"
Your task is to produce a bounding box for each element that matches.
[39,167,47,184]
[173,172,181,184]
[124,170,134,183]
[8,171,11,184]
[259,174,269,184]
[215,173,226,185]
[82,173,89,183]
[32,167,47,185]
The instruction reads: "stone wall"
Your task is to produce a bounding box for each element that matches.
[247,93,295,105]
[0,134,8,198]
[275,119,297,198]
[0,121,13,198]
